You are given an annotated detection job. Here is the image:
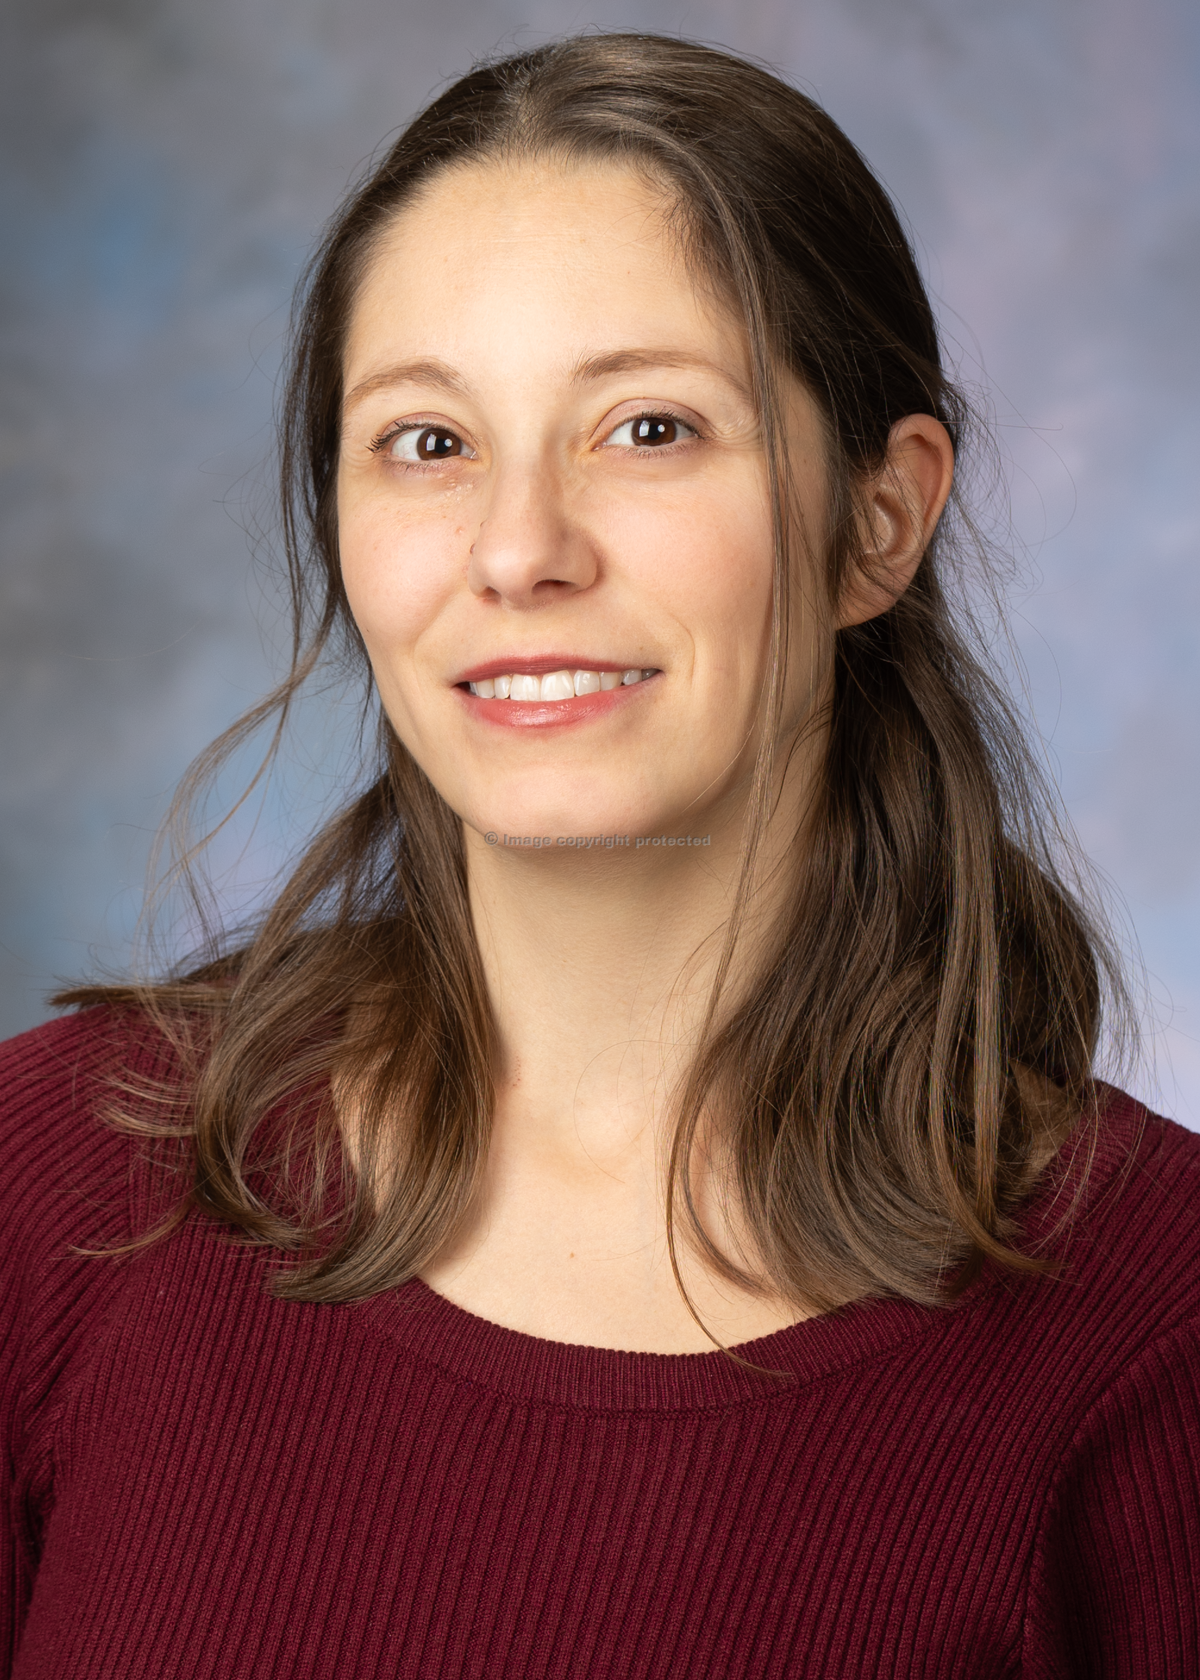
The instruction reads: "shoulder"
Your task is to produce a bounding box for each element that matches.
[0,1007,187,1280]
[949,1087,1200,1450]
[1012,1085,1200,1495]
[0,1003,170,1158]
[1099,1080,1200,1190]
[1018,1092,1200,1670]
[1016,1087,1200,1355]
[1071,1086,1200,1315]
[0,1008,196,1456]
[0,1000,192,1101]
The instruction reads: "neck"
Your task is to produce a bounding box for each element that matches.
[413,753,825,1350]
[423,781,812,1349]
[464,788,795,1176]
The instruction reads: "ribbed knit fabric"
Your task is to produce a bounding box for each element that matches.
[2,1010,1199,1677]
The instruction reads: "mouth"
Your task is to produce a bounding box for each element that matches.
[463,666,656,700]
[454,660,661,728]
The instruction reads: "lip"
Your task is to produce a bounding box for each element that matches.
[453,654,646,685]
[456,670,661,730]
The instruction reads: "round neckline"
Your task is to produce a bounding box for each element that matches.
[355,1086,1143,1414]
[360,1275,938,1412]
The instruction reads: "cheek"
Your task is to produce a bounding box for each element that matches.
[602,483,774,655]
[337,496,466,659]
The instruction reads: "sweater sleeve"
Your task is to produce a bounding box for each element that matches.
[0,1014,146,1678]
[1023,1314,1200,1678]
[0,1174,37,1677]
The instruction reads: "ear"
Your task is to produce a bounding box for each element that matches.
[837,413,955,630]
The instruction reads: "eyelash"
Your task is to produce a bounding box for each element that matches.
[368,421,455,460]
[366,409,701,461]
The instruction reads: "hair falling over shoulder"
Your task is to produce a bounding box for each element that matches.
[58,33,1129,1313]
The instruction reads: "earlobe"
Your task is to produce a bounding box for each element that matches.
[837,414,955,630]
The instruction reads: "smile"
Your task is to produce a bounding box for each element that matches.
[466,668,656,699]
[457,664,661,730]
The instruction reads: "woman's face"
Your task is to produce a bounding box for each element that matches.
[337,159,831,855]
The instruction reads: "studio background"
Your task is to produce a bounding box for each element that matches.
[2,0,1198,1126]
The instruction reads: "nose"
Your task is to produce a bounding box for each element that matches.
[467,458,599,608]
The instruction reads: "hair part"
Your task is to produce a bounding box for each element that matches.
[59,32,1127,1325]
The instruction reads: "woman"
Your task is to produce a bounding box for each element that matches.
[2,32,1197,1679]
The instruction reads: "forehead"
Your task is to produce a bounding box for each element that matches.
[342,158,747,386]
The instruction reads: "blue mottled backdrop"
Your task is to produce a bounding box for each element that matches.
[2,0,1198,1123]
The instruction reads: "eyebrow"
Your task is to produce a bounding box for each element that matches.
[343,347,752,413]
[570,347,751,401]
[343,358,471,412]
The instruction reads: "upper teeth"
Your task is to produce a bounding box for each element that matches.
[468,668,654,699]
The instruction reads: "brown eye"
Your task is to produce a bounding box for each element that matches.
[604,413,695,450]
[632,416,677,446]
[386,426,476,463]
[416,427,460,459]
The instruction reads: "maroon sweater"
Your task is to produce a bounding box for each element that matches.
[2,1009,1198,1678]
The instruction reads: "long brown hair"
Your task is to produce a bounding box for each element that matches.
[59,33,1125,1312]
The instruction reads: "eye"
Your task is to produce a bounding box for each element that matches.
[382,425,476,463]
[604,413,697,449]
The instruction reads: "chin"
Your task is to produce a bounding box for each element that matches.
[461,776,668,846]
[470,802,714,853]
[471,811,635,847]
